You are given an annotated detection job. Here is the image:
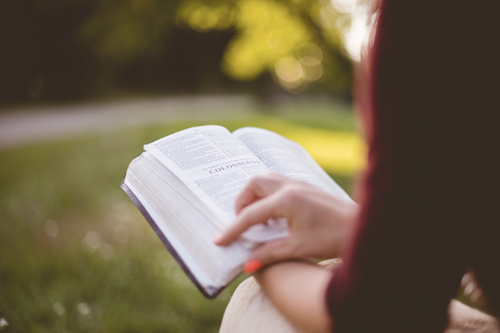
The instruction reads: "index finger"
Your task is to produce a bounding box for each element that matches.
[215,191,286,246]
[234,173,289,214]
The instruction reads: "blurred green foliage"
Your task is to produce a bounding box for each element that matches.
[82,0,183,66]
[177,0,351,91]
[0,0,352,104]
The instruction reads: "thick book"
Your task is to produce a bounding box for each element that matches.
[121,125,352,298]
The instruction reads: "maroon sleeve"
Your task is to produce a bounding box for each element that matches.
[326,1,500,332]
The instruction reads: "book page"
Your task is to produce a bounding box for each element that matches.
[125,155,249,287]
[233,127,352,202]
[145,126,269,226]
[140,152,224,227]
[144,126,289,243]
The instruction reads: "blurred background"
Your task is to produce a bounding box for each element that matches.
[0,0,375,104]
[0,0,419,332]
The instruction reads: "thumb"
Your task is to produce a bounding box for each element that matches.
[243,238,297,273]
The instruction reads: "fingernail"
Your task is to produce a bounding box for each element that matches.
[213,235,221,244]
[243,259,263,273]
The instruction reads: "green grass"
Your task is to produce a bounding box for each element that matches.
[0,98,487,332]
[0,108,357,333]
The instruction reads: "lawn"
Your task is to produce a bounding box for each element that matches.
[0,100,364,333]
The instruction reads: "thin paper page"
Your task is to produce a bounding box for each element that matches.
[233,127,352,201]
[141,152,224,227]
[126,158,249,286]
[144,125,270,227]
[283,138,353,202]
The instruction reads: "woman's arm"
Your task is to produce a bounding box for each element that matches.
[253,260,333,333]
[215,173,357,332]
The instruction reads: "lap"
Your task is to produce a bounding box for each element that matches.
[220,259,499,333]
[219,259,340,333]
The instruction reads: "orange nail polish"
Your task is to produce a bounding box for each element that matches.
[243,259,262,273]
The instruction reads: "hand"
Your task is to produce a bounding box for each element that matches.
[461,270,486,304]
[214,173,357,270]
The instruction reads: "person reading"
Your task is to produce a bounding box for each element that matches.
[215,0,500,332]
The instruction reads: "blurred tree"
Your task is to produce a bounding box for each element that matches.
[0,0,353,105]
[83,0,353,96]
[81,0,183,67]
[176,0,352,94]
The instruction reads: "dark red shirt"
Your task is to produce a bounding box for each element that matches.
[326,1,500,332]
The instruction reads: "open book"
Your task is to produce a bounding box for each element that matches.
[121,125,352,298]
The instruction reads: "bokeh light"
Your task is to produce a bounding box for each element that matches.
[177,1,234,32]
[297,43,323,66]
[275,58,303,83]
[331,0,357,14]
[297,43,324,82]
[302,63,324,82]
[330,0,378,62]
[275,57,305,93]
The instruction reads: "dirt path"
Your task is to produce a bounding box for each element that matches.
[0,95,256,150]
